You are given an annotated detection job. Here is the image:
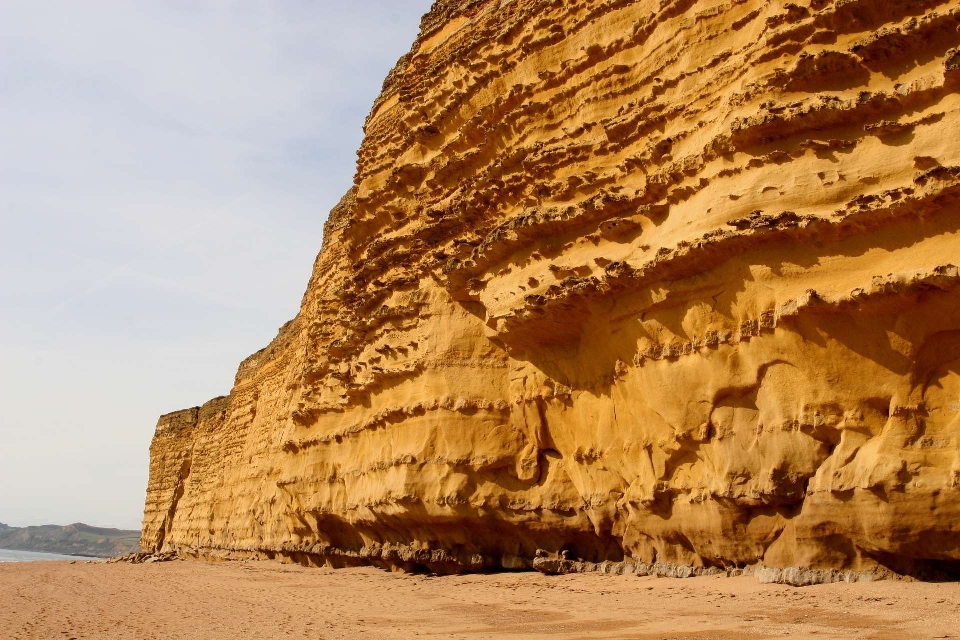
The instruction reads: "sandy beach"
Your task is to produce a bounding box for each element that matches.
[2,560,959,639]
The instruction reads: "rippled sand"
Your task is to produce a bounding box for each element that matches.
[2,560,959,639]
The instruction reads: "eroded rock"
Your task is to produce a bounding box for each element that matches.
[142,0,960,580]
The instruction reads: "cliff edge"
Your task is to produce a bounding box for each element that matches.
[142,0,960,579]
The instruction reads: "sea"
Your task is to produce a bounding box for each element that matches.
[0,548,99,563]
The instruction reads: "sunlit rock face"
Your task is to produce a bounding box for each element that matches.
[142,0,960,578]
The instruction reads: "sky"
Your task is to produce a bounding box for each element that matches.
[0,0,434,531]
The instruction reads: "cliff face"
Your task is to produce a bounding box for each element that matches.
[143,0,960,578]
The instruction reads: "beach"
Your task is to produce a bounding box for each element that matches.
[1,560,959,639]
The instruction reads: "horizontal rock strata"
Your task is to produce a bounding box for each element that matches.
[143,0,960,580]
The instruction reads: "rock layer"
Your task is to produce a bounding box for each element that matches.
[142,0,960,578]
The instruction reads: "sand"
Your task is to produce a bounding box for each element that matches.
[1,561,959,639]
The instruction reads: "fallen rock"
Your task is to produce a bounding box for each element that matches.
[109,551,179,565]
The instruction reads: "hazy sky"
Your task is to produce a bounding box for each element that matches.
[0,1,434,530]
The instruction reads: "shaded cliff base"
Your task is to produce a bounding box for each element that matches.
[162,543,960,587]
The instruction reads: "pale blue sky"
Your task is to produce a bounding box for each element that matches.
[0,1,434,530]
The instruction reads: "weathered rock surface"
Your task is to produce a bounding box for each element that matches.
[143,0,960,579]
[108,551,180,565]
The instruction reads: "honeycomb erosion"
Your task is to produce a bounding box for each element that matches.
[143,0,960,581]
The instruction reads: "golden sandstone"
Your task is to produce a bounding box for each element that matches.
[142,0,960,583]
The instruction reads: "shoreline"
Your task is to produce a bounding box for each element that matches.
[0,548,103,562]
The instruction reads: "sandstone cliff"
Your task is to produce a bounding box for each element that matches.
[143,0,960,579]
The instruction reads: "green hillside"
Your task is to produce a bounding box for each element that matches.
[0,522,140,558]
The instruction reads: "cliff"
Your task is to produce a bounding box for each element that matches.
[142,0,960,580]
[0,523,140,558]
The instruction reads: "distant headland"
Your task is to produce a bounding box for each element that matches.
[0,522,140,558]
